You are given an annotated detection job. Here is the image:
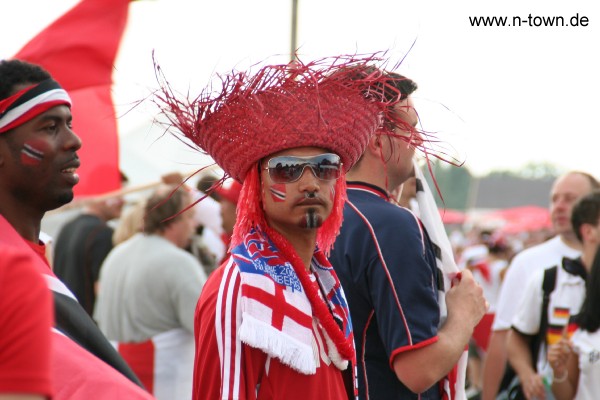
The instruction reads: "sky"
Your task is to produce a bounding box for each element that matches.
[2,0,599,184]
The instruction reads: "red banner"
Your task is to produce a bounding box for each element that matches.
[14,0,131,196]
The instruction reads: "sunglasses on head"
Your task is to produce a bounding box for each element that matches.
[264,153,343,184]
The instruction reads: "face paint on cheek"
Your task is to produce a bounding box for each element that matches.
[269,183,287,202]
[20,140,48,166]
[330,185,336,202]
[299,208,323,229]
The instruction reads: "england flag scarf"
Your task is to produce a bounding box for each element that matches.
[231,226,355,375]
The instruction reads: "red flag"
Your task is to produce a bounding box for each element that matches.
[14,0,131,196]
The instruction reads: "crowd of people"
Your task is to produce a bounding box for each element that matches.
[2,53,600,400]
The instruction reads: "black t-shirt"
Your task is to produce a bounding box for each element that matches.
[54,214,114,316]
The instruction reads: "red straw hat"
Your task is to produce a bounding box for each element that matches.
[153,53,404,182]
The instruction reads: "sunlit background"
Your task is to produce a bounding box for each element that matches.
[3,0,599,186]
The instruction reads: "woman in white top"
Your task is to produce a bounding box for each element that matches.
[548,244,600,400]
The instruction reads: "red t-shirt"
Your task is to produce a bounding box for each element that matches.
[193,260,349,400]
[0,216,154,399]
[0,246,53,397]
[50,332,154,399]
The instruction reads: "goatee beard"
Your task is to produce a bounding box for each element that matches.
[300,208,322,229]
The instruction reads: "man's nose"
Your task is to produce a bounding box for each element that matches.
[63,127,82,151]
[297,166,320,192]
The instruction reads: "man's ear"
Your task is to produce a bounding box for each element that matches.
[366,134,382,155]
[579,223,596,242]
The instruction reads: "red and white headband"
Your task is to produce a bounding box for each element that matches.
[0,79,71,134]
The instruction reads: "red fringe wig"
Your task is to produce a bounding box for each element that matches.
[232,164,347,255]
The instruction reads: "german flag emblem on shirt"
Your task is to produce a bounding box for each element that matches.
[553,307,571,320]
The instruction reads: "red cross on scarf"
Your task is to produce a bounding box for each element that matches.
[242,284,313,331]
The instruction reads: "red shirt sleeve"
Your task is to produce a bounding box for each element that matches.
[193,260,269,400]
[0,246,53,396]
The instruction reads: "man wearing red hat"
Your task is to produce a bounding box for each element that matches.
[154,54,404,400]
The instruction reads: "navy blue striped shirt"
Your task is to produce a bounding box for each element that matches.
[329,182,441,400]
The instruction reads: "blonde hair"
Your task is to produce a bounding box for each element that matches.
[112,199,146,246]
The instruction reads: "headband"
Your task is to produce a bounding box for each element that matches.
[0,79,71,134]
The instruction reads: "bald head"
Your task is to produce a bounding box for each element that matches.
[550,171,600,239]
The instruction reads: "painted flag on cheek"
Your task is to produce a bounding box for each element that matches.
[14,0,131,196]
[269,183,287,202]
[21,140,47,166]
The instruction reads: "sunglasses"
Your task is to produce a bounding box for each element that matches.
[264,153,343,184]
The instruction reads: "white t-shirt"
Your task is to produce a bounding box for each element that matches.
[493,236,581,331]
[512,264,586,373]
[572,328,600,400]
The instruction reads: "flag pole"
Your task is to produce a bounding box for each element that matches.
[290,0,298,61]
[46,165,220,215]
